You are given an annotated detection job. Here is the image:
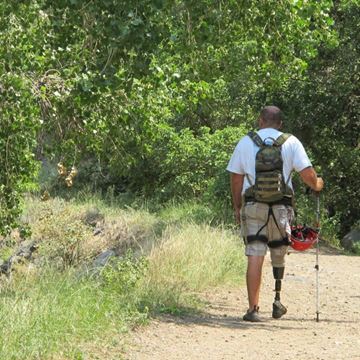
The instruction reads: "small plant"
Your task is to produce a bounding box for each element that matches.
[102,250,148,296]
[34,202,93,267]
[352,242,360,255]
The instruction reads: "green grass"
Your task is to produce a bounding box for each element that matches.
[148,224,244,290]
[0,195,246,359]
[0,268,146,359]
[157,201,215,226]
[139,223,245,314]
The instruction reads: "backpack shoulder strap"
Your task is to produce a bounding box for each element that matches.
[247,131,264,147]
[275,133,292,146]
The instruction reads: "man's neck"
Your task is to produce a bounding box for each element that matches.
[259,126,279,130]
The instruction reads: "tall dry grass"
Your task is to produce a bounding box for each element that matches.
[139,223,245,313]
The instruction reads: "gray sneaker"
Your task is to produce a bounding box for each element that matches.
[272,300,287,319]
[243,306,261,322]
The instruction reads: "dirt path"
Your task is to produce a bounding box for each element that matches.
[126,247,360,360]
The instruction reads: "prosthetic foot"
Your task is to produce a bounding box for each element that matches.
[272,267,287,319]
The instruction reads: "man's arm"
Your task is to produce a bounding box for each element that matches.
[230,173,245,224]
[299,167,324,192]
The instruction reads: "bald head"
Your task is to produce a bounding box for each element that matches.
[259,106,282,129]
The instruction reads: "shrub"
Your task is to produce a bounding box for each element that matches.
[101,250,148,296]
[134,125,247,202]
[33,201,93,267]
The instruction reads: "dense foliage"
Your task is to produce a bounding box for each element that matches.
[0,0,358,236]
[0,75,40,235]
[280,0,360,234]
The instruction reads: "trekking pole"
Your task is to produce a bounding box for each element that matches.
[315,190,321,322]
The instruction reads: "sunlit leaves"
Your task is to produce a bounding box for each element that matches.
[0,0,344,233]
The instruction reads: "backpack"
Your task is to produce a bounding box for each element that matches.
[244,131,293,203]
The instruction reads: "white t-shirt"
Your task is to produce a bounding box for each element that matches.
[226,128,312,194]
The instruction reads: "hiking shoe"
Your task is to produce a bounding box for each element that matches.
[243,306,261,322]
[272,300,287,319]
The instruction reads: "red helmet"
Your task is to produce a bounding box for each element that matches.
[290,225,318,251]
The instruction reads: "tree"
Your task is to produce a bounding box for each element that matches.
[280,0,360,234]
[0,0,340,232]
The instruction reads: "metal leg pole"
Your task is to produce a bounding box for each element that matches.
[315,238,319,322]
[315,193,320,322]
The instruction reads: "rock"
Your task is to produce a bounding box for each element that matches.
[0,241,38,275]
[92,249,116,268]
[77,249,118,278]
[0,258,12,275]
[16,241,38,259]
[341,229,360,251]
[93,227,103,236]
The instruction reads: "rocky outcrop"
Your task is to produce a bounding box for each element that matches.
[341,228,360,251]
[0,241,38,275]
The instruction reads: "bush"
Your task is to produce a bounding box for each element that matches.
[33,200,93,267]
[101,250,148,296]
[0,75,40,235]
[131,125,247,202]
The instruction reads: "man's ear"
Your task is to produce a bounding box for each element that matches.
[258,116,264,128]
[278,121,283,129]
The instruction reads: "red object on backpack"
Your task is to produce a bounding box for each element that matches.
[290,225,318,251]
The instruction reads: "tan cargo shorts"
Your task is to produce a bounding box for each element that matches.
[240,202,294,267]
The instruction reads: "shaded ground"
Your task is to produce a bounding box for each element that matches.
[126,246,360,360]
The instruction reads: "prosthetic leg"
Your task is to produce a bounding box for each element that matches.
[272,267,287,319]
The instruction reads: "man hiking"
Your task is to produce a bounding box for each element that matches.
[227,106,324,322]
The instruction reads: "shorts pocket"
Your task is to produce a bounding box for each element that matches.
[245,202,268,223]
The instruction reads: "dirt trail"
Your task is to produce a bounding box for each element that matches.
[126,247,360,360]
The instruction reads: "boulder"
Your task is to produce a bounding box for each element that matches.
[0,241,38,275]
[341,229,360,251]
[92,249,116,268]
[78,249,117,278]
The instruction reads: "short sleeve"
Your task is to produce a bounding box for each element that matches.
[226,139,247,174]
[291,137,312,172]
